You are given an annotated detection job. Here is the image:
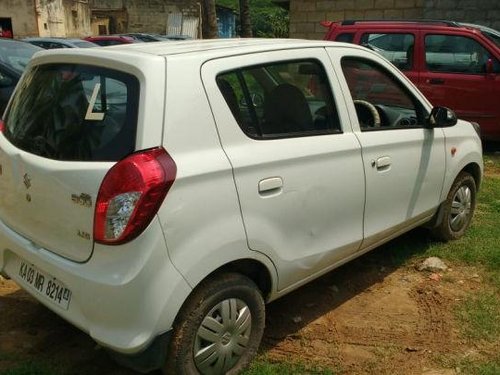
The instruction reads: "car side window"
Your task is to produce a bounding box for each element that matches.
[341,57,426,131]
[335,33,354,43]
[216,59,341,139]
[425,34,500,74]
[360,33,415,70]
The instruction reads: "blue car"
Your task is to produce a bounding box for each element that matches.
[0,38,42,115]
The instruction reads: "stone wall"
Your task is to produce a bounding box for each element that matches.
[0,0,38,38]
[423,0,500,30]
[288,0,500,39]
[289,0,425,39]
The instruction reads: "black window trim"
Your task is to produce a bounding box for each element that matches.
[341,56,429,132]
[216,58,344,141]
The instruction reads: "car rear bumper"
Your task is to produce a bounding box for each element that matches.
[0,216,191,357]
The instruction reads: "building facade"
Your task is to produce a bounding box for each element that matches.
[0,0,202,38]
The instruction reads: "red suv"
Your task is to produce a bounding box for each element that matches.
[323,20,500,141]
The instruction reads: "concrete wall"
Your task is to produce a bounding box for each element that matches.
[36,0,91,38]
[423,0,500,30]
[288,0,500,39]
[0,0,38,38]
[126,0,200,34]
[289,0,424,39]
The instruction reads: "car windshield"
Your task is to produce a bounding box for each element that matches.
[482,30,500,48]
[461,23,500,48]
[4,63,140,161]
[0,40,41,73]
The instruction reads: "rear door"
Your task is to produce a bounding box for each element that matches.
[0,63,140,262]
[203,48,365,290]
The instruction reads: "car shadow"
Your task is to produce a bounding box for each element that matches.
[483,141,500,153]
[260,227,434,352]
[0,227,435,374]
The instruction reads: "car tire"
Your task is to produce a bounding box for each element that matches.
[432,172,476,241]
[163,273,265,375]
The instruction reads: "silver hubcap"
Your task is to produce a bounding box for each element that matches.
[194,298,252,374]
[449,185,472,232]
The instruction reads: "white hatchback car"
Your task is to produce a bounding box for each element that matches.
[0,39,482,374]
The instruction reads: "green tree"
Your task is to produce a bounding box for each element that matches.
[217,0,288,38]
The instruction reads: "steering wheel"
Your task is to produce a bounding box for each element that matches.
[353,100,381,128]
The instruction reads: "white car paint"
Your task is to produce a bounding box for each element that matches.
[0,39,483,367]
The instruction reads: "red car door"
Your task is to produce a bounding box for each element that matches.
[418,31,499,140]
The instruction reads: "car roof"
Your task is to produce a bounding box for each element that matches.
[29,39,358,69]
[24,37,87,44]
[87,38,337,57]
[86,35,133,40]
[325,19,485,32]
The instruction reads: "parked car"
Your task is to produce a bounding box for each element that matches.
[119,32,165,42]
[120,33,193,42]
[24,37,99,49]
[323,19,500,141]
[0,39,483,374]
[83,35,136,46]
[0,38,42,115]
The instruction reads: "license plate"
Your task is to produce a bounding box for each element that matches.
[17,260,72,310]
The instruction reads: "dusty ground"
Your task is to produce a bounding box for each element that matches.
[1,232,495,375]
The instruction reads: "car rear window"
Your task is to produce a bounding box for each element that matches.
[4,64,139,161]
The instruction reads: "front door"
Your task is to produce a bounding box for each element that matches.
[331,49,446,247]
[203,49,365,290]
[419,33,498,138]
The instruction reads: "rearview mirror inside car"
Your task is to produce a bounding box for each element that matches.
[427,106,457,128]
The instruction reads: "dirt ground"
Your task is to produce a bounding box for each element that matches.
[0,235,496,375]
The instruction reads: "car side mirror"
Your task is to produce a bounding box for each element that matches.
[486,58,494,74]
[427,106,457,128]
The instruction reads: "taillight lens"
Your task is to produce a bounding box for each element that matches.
[94,147,176,245]
[0,120,4,132]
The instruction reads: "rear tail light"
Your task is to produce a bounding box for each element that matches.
[0,120,4,132]
[94,147,176,245]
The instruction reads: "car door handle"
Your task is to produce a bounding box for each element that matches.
[427,78,445,85]
[372,156,392,171]
[258,177,283,196]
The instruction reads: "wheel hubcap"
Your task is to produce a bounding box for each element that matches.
[449,185,472,232]
[194,298,252,374]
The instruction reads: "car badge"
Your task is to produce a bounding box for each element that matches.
[23,173,31,189]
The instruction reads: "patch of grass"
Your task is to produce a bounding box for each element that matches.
[0,362,63,375]
[423,173,500,272]
[456,291,500,342]
[457,357,500,375]
[243,358,337,375]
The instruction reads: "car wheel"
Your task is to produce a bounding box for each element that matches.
[164,273,265,375]
[432,172,476,241]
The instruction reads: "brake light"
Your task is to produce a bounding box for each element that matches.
[94,147,176,245]
[0,120,4,132]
